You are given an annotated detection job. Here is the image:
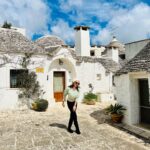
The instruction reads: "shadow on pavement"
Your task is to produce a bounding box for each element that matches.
[90,109,111,124]
[90,109,150,144]
[49,123,67,129]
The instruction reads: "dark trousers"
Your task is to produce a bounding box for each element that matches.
[67,101,80,131]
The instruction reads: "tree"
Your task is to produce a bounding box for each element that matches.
[18,53,44,107]
[18,71,41,100]
[2,21,12,29]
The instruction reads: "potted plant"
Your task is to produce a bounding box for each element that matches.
[32,99,48,111]
[105,103,126,123]
[83,92,98,105]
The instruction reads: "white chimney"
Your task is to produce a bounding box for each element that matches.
[74,26,90,56]
[107,36,120,63]
[110,47,119,63]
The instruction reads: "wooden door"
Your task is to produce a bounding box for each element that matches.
[139,79,150,124]
[53,72,65,102]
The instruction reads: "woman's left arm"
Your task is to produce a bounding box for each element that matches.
[73,93,79,111]
[73,102,77,111]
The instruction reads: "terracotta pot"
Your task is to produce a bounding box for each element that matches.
[84,99,96,105]
[111,114,123,123]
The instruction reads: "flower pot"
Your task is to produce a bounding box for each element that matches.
[84,99,96,105]
[111,114,123,123]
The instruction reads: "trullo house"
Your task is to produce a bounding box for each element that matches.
[0,26,124,109]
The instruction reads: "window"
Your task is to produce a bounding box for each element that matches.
[112,75,115,86]
[10,69,28,88]
[90,50,95,56]
[119,54,125,60]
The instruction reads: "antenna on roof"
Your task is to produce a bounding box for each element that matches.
[109,26,119,38]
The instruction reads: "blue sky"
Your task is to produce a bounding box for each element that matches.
[0,0,150,45]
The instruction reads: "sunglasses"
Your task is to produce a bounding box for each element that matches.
[75,82,80,85]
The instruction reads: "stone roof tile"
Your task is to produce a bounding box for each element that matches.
[0,29,121,73]
[35,35,65,48]
[0,29,45,54]
[75,56,121,73]
[116,41,150,75]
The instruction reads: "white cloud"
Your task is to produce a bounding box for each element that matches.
[59,0,133,23]
[92,28,111,45]
[59,0,150,45]
[59,0,83,11]
[0,0,50,38]
[50,19,74,44]
[1,0,149,46]
[96,3,150,44]
[113,0,140,6]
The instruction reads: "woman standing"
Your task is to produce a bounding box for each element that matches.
[62,80,81,134]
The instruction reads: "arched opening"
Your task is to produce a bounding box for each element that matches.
[47,58,77,102]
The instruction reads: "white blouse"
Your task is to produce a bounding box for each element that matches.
[64,87,80,102]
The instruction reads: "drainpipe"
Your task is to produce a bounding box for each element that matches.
[148,75,150,104]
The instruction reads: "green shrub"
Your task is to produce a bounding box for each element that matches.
[105,103,126,115]
[84,92,98,101]
[2,21,12,29]
[32,99,48,111]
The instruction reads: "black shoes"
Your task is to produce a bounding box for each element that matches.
[75,130,81,134]
[67,128,81,134]
[67,128,73,133]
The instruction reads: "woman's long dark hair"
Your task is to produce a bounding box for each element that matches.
[69,82,80,91]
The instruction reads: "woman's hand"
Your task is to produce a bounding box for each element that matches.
[62,101,65,107]
[73,105,76,111]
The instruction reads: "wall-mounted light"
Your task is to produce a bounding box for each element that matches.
[59,59,63,65]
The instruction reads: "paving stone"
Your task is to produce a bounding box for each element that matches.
[37,146,51,150]
[34,137,52,147]
[0,136,15,146]
[0,103,149,150]
[0,145,16,150]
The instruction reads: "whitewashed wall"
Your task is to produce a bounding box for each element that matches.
[0,48,115,109]
[0,53,48,109]
[76,62,114,102]
[115,72,150,125]
[95,47,105,57]
[90,46,105,58]
[114,74,131,124]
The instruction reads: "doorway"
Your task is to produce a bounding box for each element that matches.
[53,71,65,102]
[139,79,150,124]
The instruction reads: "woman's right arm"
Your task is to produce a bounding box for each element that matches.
[62,88,69,107]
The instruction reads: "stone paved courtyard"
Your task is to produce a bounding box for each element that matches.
[0,102,150,150]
